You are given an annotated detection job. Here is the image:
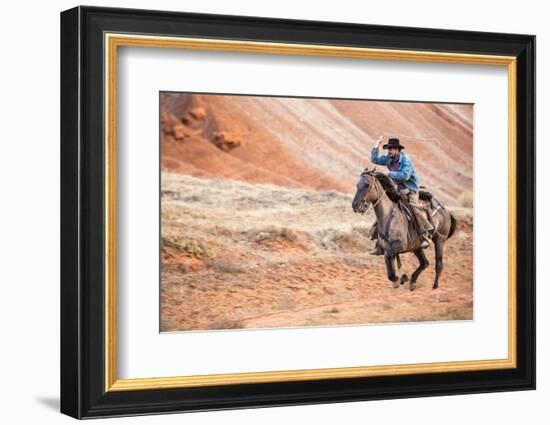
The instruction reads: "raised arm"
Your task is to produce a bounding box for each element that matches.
[371,136,388,165]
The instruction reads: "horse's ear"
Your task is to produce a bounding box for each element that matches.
[362,166,379,176]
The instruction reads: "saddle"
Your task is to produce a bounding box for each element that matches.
[418,189,436,211]
[419,189,433,201]
[373,173,437,229]
[398,192,439,236]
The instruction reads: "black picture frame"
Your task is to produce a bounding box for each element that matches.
[61,5,535,419]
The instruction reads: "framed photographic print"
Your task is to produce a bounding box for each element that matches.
[60,6,535,419]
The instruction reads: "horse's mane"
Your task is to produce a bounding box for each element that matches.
[373,173,401,201]
[361,169,401,202]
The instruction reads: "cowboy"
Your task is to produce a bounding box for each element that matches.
[369,136,434,253]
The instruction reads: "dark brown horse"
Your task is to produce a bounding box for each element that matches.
[352,168,456,290]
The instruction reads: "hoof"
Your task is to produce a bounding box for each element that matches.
[409,283,417,291]
[392,280,400,289]
[432,283,439,290]
[400,274,409,285]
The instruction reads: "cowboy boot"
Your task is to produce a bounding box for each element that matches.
[411,205,433,249]
[368,221,378,240]
[420,232,431,249]
[369,241,384,255]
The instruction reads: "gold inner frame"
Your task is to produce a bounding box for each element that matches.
[104,33,517,392]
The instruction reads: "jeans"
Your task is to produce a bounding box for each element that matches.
[406,191,434,233]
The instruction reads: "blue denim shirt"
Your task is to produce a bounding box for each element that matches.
[371,147,420,192]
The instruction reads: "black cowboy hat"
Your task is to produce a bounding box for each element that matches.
[382,137,405,150]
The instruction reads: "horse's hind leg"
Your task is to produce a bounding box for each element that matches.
[384,254,400,289]
[410,249,429,291]
[433,239,444,289]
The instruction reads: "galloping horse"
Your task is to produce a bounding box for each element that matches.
[352,168,456,290]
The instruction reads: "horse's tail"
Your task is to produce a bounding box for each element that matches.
[447,213,457,239]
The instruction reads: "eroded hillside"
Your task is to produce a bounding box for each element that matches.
[160,93,473,206]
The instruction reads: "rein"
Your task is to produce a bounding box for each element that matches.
[359,175,383,214]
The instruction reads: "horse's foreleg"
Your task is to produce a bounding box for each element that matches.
[410,249,429,291]
[433,239,444,289]
[395,254,409,286]
[384,254,400,289]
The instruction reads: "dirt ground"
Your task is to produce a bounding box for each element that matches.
[160,173,473,332]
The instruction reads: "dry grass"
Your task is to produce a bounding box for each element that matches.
[206,260,245,274]
[161,235,214,259]
[160,173,473,332]
[459,190,473,207]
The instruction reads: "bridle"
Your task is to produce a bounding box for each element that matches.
[357,172,383,214]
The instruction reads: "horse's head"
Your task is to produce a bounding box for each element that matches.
[352,168,379,214]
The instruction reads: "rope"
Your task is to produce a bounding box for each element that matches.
[382,134,441,145]
[360,135,441,169]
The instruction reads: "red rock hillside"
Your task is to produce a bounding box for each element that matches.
[160,93,473,206]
